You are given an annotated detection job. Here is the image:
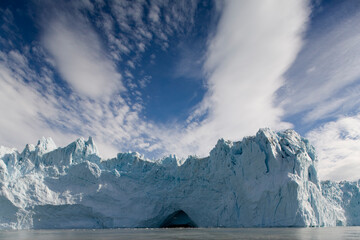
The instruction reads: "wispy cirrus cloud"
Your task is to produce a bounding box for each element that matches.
[275,2,360,181]
[279,3,360,126]
[165,0,310,156]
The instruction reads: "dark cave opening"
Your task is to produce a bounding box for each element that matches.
[160,210,198,228]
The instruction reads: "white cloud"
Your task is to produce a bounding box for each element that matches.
[275,5,360,181]
[0,53,77,151]
[164,0,310,156]
[138,76,151,89]
[279,8,360,123]
[138,42,145,52]
[0,1,312,164]
[148,4,160,23]
[0,65,125,159]
[0,4,146,159]
[0,37,165,160]
[106,0,199,63]
[307,114,360,181]
[43,14,123,99]
[0,56,144,158]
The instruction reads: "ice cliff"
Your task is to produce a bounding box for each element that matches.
[0,128,357,229]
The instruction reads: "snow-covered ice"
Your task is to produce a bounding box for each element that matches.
[0,128,357,229]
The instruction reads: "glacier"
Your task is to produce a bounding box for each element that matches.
[0,128,358,229]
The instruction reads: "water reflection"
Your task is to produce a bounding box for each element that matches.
[0,227,360,240]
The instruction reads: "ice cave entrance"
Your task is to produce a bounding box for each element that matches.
[160,210,197,228]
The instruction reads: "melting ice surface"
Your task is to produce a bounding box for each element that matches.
[0,128,359,229]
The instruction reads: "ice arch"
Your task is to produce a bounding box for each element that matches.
[160,210,197,228]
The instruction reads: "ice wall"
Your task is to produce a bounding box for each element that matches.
[322,180,360,226]
[0,129,354,229]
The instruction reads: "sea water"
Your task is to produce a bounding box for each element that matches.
[1,227,360,240]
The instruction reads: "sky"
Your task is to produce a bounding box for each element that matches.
[0,0,359,181]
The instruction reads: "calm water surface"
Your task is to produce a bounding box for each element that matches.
[1,227,360,240]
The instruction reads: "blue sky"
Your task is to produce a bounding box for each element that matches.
[1,0,360,181]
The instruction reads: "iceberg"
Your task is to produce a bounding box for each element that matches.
[0,128,357,229]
